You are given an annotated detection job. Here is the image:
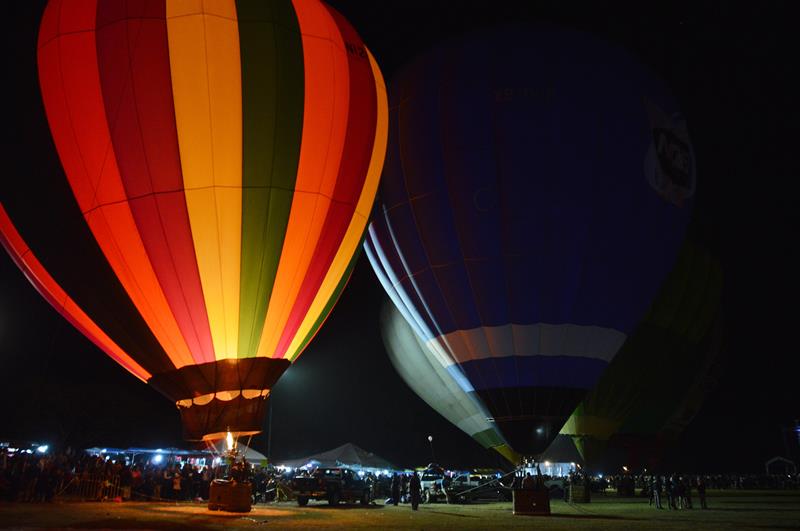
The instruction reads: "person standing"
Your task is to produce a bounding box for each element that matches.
[162,467,173,500]
[366,473,376,504]
[410,471,421,511]
[697,476,708,509]
[665,476,674,510]
[675,476,686,509]
[390,473,400,506]
[684,477,693,509]
[652,475,663,509]
[172,469,182,501]
[131,466,142,500]
[522,473,535,490]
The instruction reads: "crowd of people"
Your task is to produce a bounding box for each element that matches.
[576,471,800,509]
[387,471,422,509]
[600,472,800,491]
[0,449,236,502]
[646,475,708,509]
[2,448,797,506]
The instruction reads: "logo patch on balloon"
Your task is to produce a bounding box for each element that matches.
[644,98,695,207]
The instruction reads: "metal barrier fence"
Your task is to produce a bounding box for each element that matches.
[57,474,122,500]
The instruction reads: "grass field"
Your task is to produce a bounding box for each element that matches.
[0,490,798,530]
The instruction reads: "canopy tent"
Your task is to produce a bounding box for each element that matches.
[83,443,268,466]
[85,447,206,458]
[278,443,397,472]
[765,456,797,476]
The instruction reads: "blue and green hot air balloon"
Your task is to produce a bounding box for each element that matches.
[365,25,694,457]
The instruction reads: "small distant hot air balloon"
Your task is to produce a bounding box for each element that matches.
[365,25,694,457]
[1,0,387,441]
[380,301,519,464]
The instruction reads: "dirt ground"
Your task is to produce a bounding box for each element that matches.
[1,490,798,530]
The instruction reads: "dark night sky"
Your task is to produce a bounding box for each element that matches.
[2,1,798,472]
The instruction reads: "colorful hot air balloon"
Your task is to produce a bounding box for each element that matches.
[365,25,694,456]
[559,240,724,469]
[0,0,387,441]
[380,301,519,464]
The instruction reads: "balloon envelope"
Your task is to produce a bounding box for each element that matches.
[380,301,518,463]
[560,241,723,467]
[365,25,693,455]
[1,0,387,441]
[608,311,725,469]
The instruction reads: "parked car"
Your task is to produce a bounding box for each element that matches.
[292,467,371,506]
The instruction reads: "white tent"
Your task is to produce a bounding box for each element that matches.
[278,443,397,472]
[765,456,797,475]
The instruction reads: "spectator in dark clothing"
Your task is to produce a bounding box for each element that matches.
[119,466,133,500]
[191,466,202,500]
[665,476,675,510]
[162,467,173,500]
[172,469,183,500]
[674,476,685,509]
[390,473,400,506]
[409,472,421,511]
[651,475,663,509]
[697,477,708,509]
[521,473,535,490]
[33,466,48,502]
[684,477,693,509]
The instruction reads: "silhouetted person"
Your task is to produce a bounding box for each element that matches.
[410,472,421,510]
[162,467,173,500]
[366,473,376,503]
[535,464,545,490]
[172,469,182,500]
[676,476,687,509]
[665,476,674,510]
[697,477,708,509]
[390,473,400,506]
[684,477,693,509]
[521,473,535,490]
[651,475,663,509]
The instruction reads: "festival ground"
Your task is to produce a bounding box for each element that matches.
[1,490,798,530]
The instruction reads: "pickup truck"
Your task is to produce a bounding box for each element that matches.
[291,467,371,506]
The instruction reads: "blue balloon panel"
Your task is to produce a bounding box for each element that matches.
[453,356,609,391]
